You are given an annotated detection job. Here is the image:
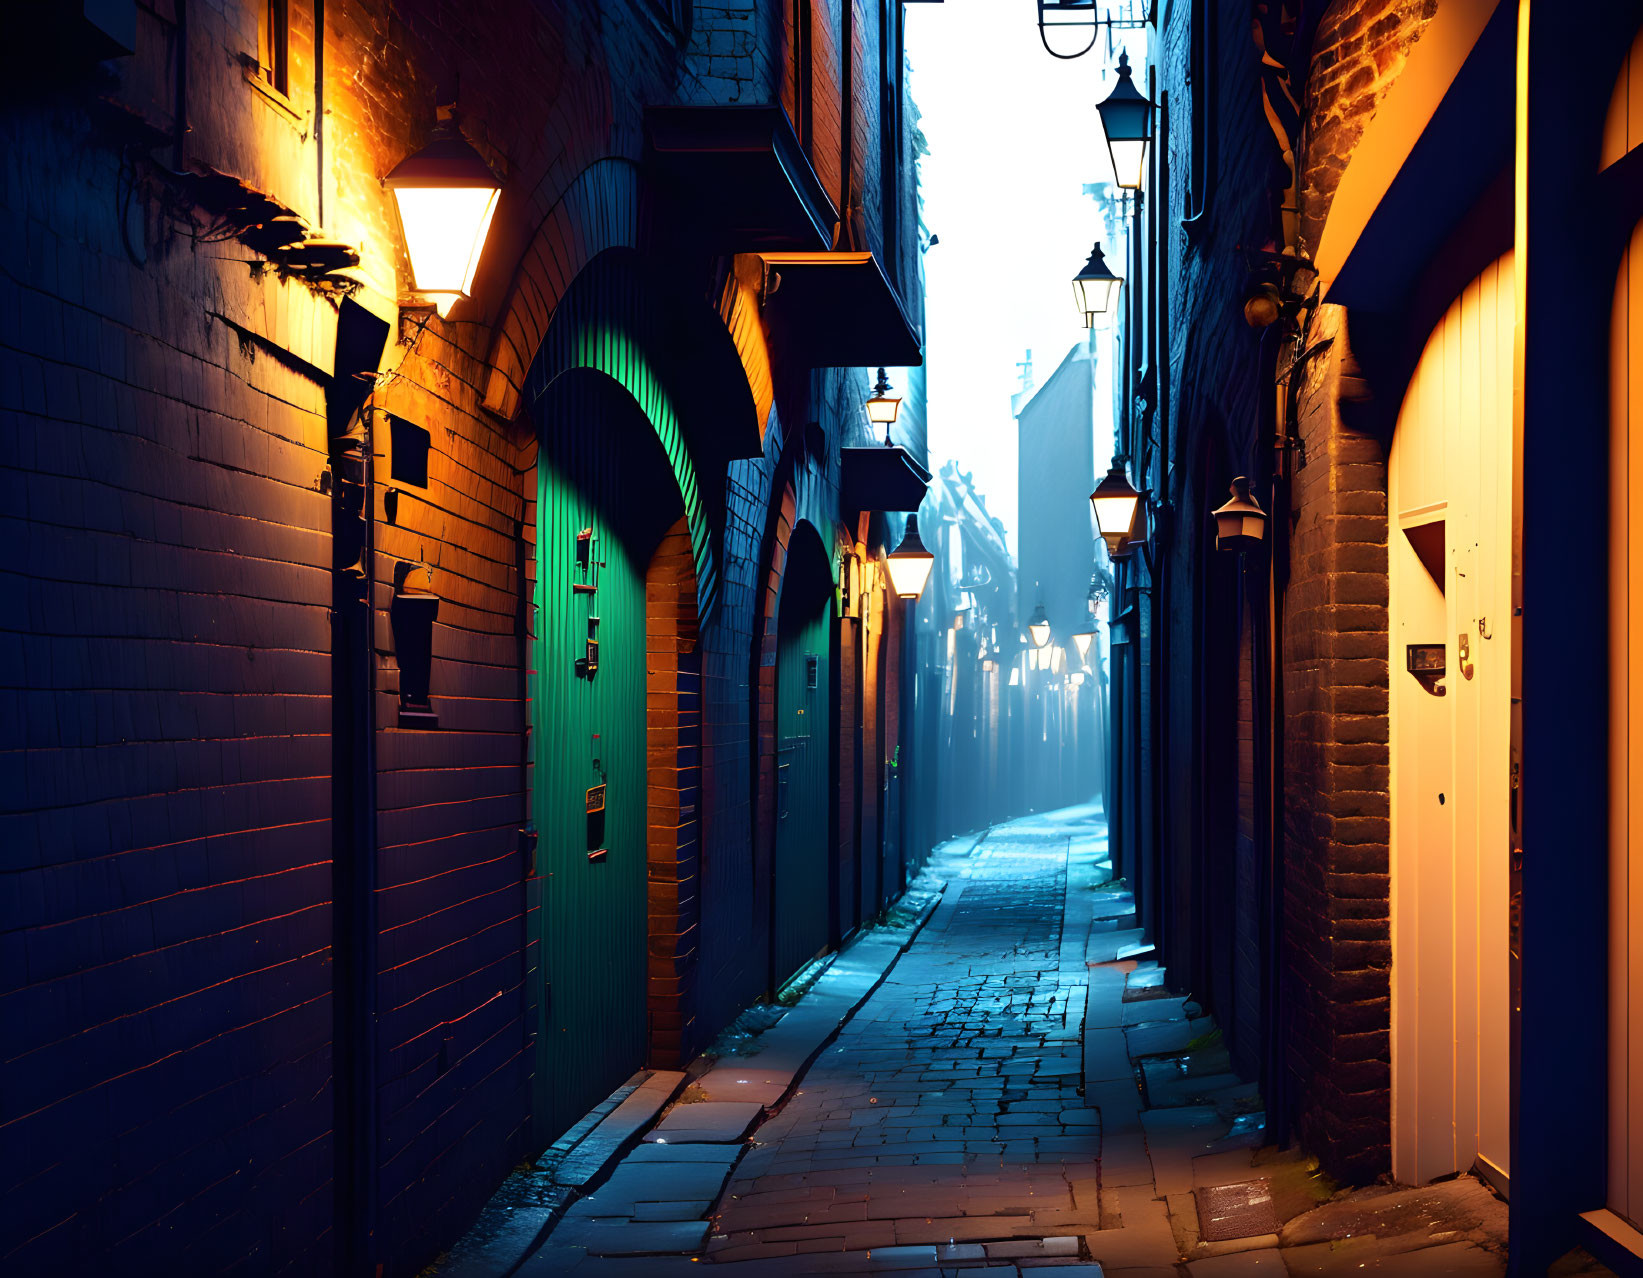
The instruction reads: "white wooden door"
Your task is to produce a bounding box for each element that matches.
[1388,252,1515,1188]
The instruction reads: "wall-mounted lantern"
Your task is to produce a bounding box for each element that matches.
[1034,0,1148,60]
[1212,477,1268,551]
[1090,460,1141,555]
[886,514,935,599]
[1028,604,1052,649]
[386,114,502,317]
[866,368,903,443]
[1243,282,1284,328]
[1072,242,1123,326]
[1096,52,1154,190]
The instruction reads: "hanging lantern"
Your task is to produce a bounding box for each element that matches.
[1096,51,1154,190]
[1036,0,1100,59]
[1072,242,1123,326]
[1212,477,1268,551]
[1090,461,1141,555]
[885,514,935,599]
[865,368,902,442]
[385,116,502,317]
[1028,604,1052,649]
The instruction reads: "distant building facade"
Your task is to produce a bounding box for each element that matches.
[1015,343,1105,815]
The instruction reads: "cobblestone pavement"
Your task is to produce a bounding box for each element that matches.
[706,826,1099,1269]
[504,805,1547,1276]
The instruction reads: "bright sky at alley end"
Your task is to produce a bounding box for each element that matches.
[906,0,1138,553]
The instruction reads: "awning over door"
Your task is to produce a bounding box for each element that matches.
[645,105,837,252]
[1317,0,1512,311]
[757,252,925,368]
[840,445,932,513]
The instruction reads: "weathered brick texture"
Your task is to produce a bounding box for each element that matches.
[1300,0,1440,258]
[1268,0,1441,1182]
[1280,303,1392,1181]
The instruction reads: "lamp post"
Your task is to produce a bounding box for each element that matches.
[1090,460,1142,556]
[1072,242,1123,327]
[385,115,502,317]
[886,514,935,600]
[1096,51,1154,191]
[865,368,902,444]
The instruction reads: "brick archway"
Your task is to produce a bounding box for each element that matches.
[484,160,777,452]
[521,249,763,618]
[485,158,648,424]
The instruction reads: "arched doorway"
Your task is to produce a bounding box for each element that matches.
[530,369,696,1141]
[771,521,836,988]
[1387,252,1515,1188]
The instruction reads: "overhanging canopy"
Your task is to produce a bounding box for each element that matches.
[645,105,837,251]
[1318,0,1512,311]
[758,252,924,368]
[841,445,932,513]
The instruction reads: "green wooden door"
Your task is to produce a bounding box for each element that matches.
[533,376,678,1142]
[773,561,833,986]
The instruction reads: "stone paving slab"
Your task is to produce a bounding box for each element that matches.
[578,1160,737,1214]
[557,1070,688,1186]
[556,1217,711,1255]
[624,1141,743,1165]
[645,1100,764,1144]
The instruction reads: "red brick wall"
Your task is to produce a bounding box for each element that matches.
[1274,0,1440,1181]
[1300,0,1441,260]
[646,519,702,1065]
[1280,304,1392,1181]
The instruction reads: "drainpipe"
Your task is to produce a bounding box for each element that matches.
[1263,318,1326,1149]
[327,300,389,1277]
[331,405,378,1276]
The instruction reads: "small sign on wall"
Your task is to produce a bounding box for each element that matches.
[586,783,606,850]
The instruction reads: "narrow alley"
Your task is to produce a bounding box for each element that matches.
[18,3,1643,1275]
[423,806,1522,1276]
